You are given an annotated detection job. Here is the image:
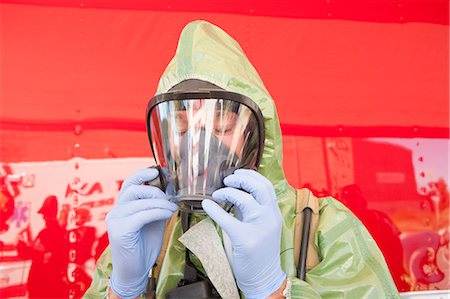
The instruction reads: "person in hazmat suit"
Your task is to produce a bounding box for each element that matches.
[85,20,400,299]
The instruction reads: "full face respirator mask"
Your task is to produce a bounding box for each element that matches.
[146,79,265,214]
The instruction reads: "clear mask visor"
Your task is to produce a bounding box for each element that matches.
[149,98,261,213]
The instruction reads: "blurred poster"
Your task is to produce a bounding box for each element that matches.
[0,157,153,298]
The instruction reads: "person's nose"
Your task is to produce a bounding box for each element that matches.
[194,119,204,130]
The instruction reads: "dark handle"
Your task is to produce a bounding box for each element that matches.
[298,207,312,280]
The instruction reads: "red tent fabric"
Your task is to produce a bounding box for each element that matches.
[0,1,449,296]
[1,0,448,162]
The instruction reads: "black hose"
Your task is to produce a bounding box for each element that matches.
[298,207,312,280]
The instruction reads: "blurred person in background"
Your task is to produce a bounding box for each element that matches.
[18,195,69,298]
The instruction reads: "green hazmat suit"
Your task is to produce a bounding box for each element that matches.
[84,20,400,299]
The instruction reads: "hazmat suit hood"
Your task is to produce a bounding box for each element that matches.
[154,20,291,194]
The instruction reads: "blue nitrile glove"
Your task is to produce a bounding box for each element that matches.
[106,168,178,299]
[202,169,286,299]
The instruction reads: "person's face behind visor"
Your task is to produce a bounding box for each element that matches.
[171,99,247,161]
[148,97,262,214]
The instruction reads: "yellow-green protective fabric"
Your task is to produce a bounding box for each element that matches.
[84,20,400,299]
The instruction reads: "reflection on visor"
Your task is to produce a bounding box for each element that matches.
[148,98,260,211]
[174,105,239,135]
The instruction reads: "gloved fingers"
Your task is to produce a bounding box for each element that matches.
[233,170,283,221]
[202,199,240,238]
[233,204,244,222]
[118,184,167,204]
[212,187,260,219]
[120,208,175,233]
[234,168,272,186]
[108,198,178,219]
[225,169,275,207]
[120,168,160,192]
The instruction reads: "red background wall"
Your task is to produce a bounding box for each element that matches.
[0,1,449,297]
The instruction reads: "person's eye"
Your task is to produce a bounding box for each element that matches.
[214,127,232,135]
[174,114,188,134]
[214,121,233,135]
[214,112,236,135]
[176,127,187,135]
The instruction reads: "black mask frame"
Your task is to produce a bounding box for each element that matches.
[146,90,266,171]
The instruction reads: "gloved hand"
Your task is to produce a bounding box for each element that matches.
[202,169,286,299]
[106,168,178,299]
